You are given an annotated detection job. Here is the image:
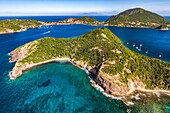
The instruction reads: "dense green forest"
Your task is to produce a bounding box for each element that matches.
[106,8,170,28]
[15,28,170,90]
[0,19,41,33]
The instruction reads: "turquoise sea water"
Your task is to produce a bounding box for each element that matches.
[0,16,170,113]
[0,62,126,112]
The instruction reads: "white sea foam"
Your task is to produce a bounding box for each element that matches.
[89,77,124,101]
[85,70,89,74]
[8,53,16,63]
[8,71,15,80]
[93,84,104,92]
[88,75,137,105]
[8,58,16,63]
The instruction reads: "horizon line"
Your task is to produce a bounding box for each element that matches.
[1,14,170,17]
[0,9,170,16]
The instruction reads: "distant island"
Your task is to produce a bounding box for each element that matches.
[105,8,170,30]
[9,28,170,104]
[1,8,169,35]
[0,19,42,34]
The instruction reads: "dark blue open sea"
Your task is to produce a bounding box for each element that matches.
[0,16,170,113]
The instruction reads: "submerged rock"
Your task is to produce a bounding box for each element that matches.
[38,79,51,87]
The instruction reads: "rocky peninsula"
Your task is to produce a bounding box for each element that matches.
[9,28,170,104]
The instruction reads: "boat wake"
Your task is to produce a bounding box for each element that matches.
[0,31,51,47]
[43,31,51,34]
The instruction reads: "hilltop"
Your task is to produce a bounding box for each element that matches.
[9,28,170,103]
[105,8,170,29]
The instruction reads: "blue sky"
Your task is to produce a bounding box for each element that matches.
[0,0,170,16]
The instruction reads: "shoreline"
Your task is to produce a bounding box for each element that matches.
[0,29,27,35]
[106,24,169,30]
[0,24,164,35]
[9,57,71,79]
[1,20,168,35]
[8,57,130,105]
[8,56,170,106]
[90,74,170,106]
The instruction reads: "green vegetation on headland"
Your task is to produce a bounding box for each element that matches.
[56,16,100,25]
[0,19,42,34]
[105,8,170,29]
[75,16,97,23]
[12,28,170,90]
